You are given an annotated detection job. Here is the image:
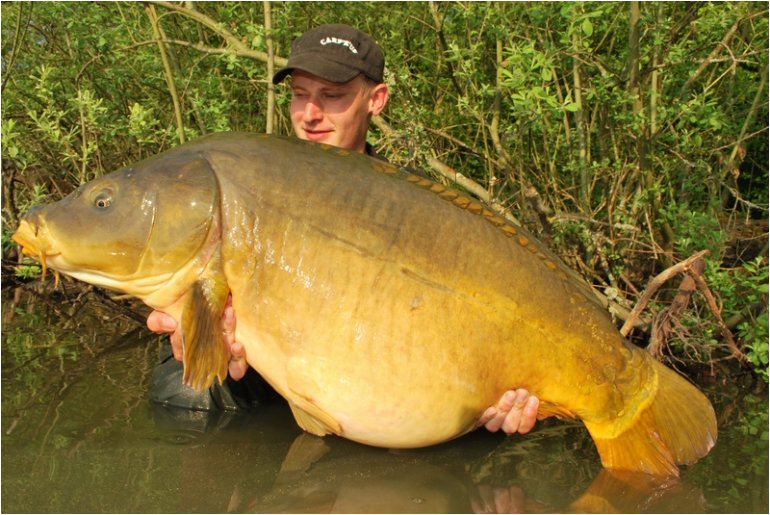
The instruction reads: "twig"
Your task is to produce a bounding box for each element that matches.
[490,38,514,168]
[428,1,463,98]
[372,115,518,225]
[687,268,745,362]
[723,64,767,181]
[2,2,32,94]
[550,212,639,234]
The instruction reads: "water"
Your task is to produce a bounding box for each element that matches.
[2,285,768,513]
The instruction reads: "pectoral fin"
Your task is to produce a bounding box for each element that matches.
[285,356,343,436]
[288,402,342,437]
[180,252,230,391]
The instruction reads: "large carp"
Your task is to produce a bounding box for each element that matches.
[13,132,716,476]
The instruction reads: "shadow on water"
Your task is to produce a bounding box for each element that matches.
[1,285,768,513]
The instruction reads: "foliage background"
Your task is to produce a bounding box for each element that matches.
[2,1,768,382]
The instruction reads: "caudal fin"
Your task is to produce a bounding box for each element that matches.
[587,359,717,477]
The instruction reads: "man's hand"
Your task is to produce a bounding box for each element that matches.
[146,295,249,380]
[479,389,541,435]
[222,303,249,380]
[147,309,184,359]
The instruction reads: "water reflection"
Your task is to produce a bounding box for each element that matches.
[246,433,707,514]
[144,402,710,513]
[1,287,767,513]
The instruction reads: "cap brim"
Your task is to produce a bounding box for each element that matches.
[271,53,361,85]
[272,67,293,85]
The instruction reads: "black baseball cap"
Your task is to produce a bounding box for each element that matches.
[272,24,384,85]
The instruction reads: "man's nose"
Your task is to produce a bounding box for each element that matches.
[303,99,323,121]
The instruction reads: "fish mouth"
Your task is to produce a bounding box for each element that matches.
[12,220,62,286]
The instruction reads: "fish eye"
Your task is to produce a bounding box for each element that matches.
[93,189,113,209]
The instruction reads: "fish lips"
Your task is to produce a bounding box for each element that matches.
[12,218,61,279]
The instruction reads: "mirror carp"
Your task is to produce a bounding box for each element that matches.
[13,132,716,476]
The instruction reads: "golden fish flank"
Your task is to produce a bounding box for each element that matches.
[12,132,716,477]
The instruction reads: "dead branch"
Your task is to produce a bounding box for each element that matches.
[620,250,709,337]
[647,254,704,359]
[677,8,767,97]
[149,1,284,65]
[620,248,746,363]
[425,154,521,226]
[371,115,522,227]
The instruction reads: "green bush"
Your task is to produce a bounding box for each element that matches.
[2,1,767,381]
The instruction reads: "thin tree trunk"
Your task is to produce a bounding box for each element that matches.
[146,3,185,144]
[263,1,275,134]
[571,30,588,213]
[628,1,674,265]
[721,64,768,208]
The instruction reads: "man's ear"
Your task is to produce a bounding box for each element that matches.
[368,83,389,116]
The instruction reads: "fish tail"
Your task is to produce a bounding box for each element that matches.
[586,359,717,477]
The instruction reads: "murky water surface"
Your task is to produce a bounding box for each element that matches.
[2,287,767,513]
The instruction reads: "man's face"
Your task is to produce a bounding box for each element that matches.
[289,71,388,153]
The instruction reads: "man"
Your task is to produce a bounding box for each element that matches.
[147,24,540,435]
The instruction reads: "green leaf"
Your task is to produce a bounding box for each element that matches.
[582,18,594,36]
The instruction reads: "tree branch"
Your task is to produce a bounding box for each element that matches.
[149,1,286,66]
[678,14,742,97]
